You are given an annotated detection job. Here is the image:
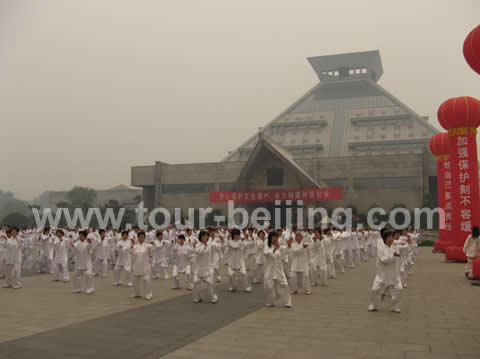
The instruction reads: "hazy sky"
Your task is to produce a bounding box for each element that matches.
[1,0,479,200]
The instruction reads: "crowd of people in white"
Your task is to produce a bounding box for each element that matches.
[0,225,422,312]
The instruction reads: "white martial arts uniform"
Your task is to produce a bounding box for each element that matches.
[72,240,95,294]
[333,231,345,274]
[289,240,311,295]
[393,236,410,288]
[463,234,480,276]
[342,230,354,268]
[3,236,23,289]
[367,231,377,258]
[359,232,368,262]
[245,233,257,281]
[171,243,193,290]
[323,234,336,279]
[53,237,70,282]
[113,239,133,286]
[253,236,266,284]
[351,231,361,266]
[227,239,252,292]
[192,242,218,303]
[38,233,54,274]
[264,244,292,308]
[131,242,153,300]
[209,236,223,283]
[368,241,402,312]
[308,238,328,287]
[93,237,110,277]
[151,238,171,280]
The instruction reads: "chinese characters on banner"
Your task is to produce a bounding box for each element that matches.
[439,156,454,237]
[209,188,343,203]
[448,129,480,245]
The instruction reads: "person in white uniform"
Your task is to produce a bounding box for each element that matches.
[151,231,171,280]
[342,229,354,268]
[131,231,153,300]
[358,229,368,262]
[93,229,110,278]
[208,228,223,283]
[309,229,328,287]
[0,228,6,279]
[2,228,23,289]
[192,230,218,304]
[323,229,336,279]
[38,227,54,274]
[227,228,252,293]
[171,234,193,290]
[253,230,266,284]
[71,230,95,294]
[368,230,402,313]
[463,226,480,279]
[263,231,292,308]
[333,229,345,274]
[289,231,311,295]
[52,229,71,282]
[112,230,133,287]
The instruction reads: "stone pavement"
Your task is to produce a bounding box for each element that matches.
[0,248,479,359]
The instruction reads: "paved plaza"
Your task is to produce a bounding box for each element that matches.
[0,248,479,359]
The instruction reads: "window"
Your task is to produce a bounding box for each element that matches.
[267,168,284,186]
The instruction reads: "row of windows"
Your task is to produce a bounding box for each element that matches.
[321,68,367,77]
[162,183,233,194]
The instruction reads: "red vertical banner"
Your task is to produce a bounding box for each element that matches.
[438,96,480,261]
[439,156,453,243]
[448,129,480,244]
[430,133,452,252]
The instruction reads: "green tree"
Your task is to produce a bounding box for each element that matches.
[1,212,32,227]
[67,186,97,209]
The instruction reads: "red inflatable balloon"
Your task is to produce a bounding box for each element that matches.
[438,97,480,130]
[464,24,480,76]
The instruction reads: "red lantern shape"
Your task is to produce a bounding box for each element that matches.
[429,133,452,252]
[464,25,480,76]
[439,96,480,261]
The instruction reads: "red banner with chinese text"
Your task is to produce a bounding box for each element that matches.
[209,188,343,203]
[447,129,480,246]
